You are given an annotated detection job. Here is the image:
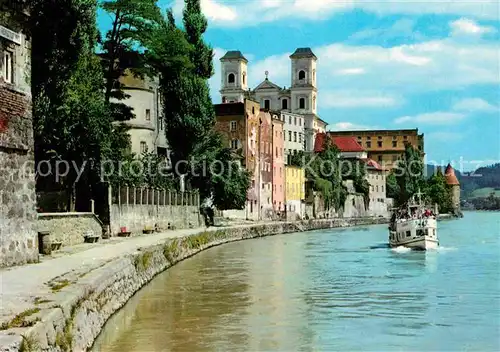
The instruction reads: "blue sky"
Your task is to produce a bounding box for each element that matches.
[98,0,500,171]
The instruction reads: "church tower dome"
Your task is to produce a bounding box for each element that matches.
[219,50,248,103]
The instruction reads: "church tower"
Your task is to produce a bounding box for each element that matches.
[289,48,321,151]
[219,51,248,103]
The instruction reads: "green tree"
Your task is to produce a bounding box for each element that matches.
[386,171,400,200]
[425,168,452,213]
[100,0,162,121]
[30,0,114,210]
[393,143,425,205]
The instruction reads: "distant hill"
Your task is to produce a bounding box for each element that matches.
[425,163,500,200]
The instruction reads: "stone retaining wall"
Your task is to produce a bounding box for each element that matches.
[37,213,104,247]
[0,218,387,351]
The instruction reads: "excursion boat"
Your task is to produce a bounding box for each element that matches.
[388,191,438,250]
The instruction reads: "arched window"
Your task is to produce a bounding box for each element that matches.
[298,70,306,80]
[299,98,305,109]
[242,72,246,85]
[282,99,288,110]
[228,73,235,84]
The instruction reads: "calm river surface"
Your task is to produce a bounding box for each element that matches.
[93,212,499,351]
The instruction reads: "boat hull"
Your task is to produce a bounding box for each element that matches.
[389,217,439,250]
[389,236,439,250]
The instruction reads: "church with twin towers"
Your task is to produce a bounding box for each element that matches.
[219,47,327,152]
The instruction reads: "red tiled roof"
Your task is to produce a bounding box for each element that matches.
[362,158,384,171]
[314,133,365,153]
[444,164,460,185]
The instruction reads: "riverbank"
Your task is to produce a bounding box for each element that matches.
[0,217,388,351]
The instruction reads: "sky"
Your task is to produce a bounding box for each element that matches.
[98,0,500,172]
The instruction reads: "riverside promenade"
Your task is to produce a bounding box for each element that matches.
[0,221,268,322]
[0,217,388,351]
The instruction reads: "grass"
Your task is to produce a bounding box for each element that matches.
[134,251,153,272]
[48,279,71,292]
[19,333,40,352]
[468,187,500,199]
[34,297,52,305]
[0,308,41,330]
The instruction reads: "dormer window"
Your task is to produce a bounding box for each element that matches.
[228,73,235,84]
[298,70,306,80]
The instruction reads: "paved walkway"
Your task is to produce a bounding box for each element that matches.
[0,221,269,322]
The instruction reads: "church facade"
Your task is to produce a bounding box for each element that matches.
[219,48,327,153]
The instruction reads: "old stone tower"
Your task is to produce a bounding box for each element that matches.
[0,6,38,266]
[444,163,461,213]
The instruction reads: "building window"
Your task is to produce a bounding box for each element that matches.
[392,141,397,148]
[376,185,379,192]
[289,131,292,141]
[289,116,292,124]
[2,51,13,84]
[377,141,382,147]
[378,155,382,162]
[294,132,297,142]
[145,109,151,121]
[298,70,306,80]
[299,133,302,143]
[275,147,278,157]
[264,99,270,109]
[140,141,148,153]
[382,186,384,193]
[299,98,305,109]
[230,120,237,131]
[283,131,286,141]
[366,141,371,148]
[378,136,382,140]
[159,116,163,130]
[242,72,246,85]
[228,73,235,84]
[313,96,316,110]
[282,99,288,110]
[231,139,239,149]
[299,118,302,126]
[367,136,371,140]
[294,117,297,125]
[403,135,407,140]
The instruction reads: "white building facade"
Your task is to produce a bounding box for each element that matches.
[219,48,327,152]
[114,72,169,158]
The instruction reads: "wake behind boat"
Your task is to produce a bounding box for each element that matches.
[388,191,438,250]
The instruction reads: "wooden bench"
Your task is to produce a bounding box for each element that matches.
[143,226,154,234]
[84,231,100,243]
[51,241,62,251]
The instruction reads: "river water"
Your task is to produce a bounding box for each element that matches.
[93,212,499,351]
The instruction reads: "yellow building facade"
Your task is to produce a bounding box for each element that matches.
[327,129,424,170]
[285,166,305,218]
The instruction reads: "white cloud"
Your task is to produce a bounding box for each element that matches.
[321,91,401,108]
[452,98,499,113]
[394,112,467,125]
[450,18,496,36]
[173,0,499,28]
[328,122,379,131]
[335,68,366,75]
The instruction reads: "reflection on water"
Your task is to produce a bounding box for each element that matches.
[93,212,500,352]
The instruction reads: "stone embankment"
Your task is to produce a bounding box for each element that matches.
[0,217,387,352]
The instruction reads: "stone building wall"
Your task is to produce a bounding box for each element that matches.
[0,22,37,266]
[37,213,103,247]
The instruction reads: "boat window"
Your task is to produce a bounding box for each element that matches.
[416,229,425,237]
[406,231,411,237]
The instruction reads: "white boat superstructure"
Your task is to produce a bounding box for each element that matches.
[388,191,439,250]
